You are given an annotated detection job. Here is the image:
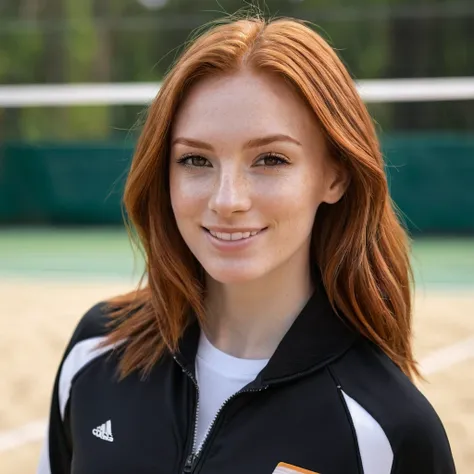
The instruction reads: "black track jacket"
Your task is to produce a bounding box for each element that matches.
[37,282,456,474]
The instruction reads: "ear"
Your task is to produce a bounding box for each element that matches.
[322,162,350,205]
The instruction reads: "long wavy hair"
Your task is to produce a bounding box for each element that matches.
[105,15,418,381]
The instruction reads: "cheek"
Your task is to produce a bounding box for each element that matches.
[256,171,323,221]
[169,171,209,221]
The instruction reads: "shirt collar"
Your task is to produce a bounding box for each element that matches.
[176,276,358,385]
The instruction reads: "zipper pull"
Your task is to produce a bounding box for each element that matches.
[183,453,198,473]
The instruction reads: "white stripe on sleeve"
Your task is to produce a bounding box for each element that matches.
[342,391,394,474]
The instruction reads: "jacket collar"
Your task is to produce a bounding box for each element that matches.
[175,276,358,386]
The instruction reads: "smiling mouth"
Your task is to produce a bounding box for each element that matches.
[203,228,266,242]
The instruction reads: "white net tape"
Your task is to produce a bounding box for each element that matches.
[0,77,473,107]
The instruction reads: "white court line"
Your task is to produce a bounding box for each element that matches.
[419,336,474,376]
[1,336,474,454]
[0,419,46,453]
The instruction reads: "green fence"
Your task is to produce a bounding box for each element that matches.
[383,134,474,233]
[1,134,473,233]
[0,141,132,225]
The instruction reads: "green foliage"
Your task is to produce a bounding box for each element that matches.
[0,0,472,141]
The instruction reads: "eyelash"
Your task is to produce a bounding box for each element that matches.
[176,152,290,168]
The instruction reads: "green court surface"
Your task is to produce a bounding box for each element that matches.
[0,228,472,289]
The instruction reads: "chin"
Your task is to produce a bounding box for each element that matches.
[203,263,266,285]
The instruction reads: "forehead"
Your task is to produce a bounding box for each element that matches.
[171,69,322,143]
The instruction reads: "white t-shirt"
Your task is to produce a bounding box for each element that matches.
[194,331,269,450]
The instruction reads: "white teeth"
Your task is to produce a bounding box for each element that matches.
[208,229,261,241]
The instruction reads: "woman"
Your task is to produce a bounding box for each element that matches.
[38,15,456,474]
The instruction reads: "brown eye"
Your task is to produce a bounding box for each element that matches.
[177,155,211,167]
[255,153,289,167]
[191,156,209,167]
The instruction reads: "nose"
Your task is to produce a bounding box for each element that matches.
[208,167,252,217]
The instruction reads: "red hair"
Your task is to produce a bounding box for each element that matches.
[105,15,418,380]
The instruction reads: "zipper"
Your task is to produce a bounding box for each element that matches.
[174,355,269,474]
[173,356,201,473]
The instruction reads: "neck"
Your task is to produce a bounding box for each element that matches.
[203,251,314,360]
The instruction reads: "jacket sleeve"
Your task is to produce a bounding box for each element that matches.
[37,358,73,474]
[36,302,110,474]
[390,412,456,474]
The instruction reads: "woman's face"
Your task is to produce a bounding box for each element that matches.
[169,69,346,284]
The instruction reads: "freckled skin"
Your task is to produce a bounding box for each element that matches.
[169,69,346,284]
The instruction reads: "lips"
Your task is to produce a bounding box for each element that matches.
[203,227,265,242]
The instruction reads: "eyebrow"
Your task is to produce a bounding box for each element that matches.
[171,134,302,151]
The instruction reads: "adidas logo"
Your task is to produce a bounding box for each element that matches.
[92,420,114,442]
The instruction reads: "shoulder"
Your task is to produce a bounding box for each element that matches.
[56,302,120,418]
[331,338,456,474]
[66,301,112,348]
[60,300,120,377]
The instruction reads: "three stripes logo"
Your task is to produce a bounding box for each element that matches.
[92,419,114,442]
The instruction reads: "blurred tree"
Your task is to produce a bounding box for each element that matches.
[385,0,474,130]
[0,0,472,140]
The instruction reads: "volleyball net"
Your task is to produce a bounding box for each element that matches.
[1,77,473,107]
